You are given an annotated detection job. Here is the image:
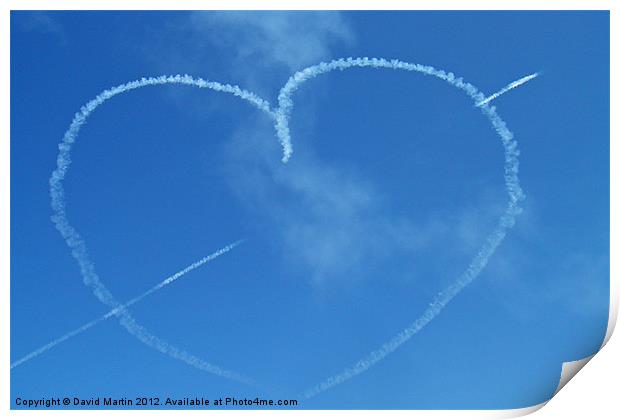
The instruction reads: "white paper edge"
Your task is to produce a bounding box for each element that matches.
[2,1,616,419]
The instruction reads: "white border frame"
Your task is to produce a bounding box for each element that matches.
[2,2,616,419]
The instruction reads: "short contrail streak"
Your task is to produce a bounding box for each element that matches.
[475,73,539,107]
[10,240,244,370]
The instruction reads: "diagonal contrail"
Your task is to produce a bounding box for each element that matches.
[11,240,244,370]
[475,73,539,107]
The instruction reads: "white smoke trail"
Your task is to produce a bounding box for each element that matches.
[10,240,243,370]
[475,73,539,107]
[272,57,527,399]
[49,75,272,385]
[275,57,485,163]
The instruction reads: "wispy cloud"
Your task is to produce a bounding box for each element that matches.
[220,122,406,286]
[218,118,505,290]
[191,11,354,72]
[464,192,609,333]
[137,11,354,119]
[15,11,65,43]
[486,214,609,321]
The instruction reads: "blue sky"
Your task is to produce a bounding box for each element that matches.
[10,11,609,409]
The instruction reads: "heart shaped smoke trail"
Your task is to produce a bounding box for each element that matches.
[14,59,534,399]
